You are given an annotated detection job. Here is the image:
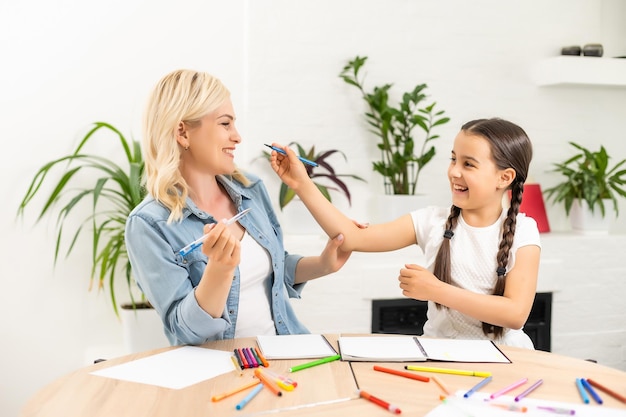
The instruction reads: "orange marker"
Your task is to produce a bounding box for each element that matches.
[254,347,269,367]
[374,365,429,382]
[254,368,283,396]
[431,375,452,395]
[211,379,261,402]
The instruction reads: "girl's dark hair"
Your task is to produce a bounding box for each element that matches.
[432,118,533,339]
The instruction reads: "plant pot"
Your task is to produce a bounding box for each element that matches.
[569,199,611,235]
[120,302,169,353]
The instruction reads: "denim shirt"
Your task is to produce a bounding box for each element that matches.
[125,173,308,346]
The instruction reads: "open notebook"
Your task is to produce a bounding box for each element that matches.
[338,336,511,363]
[256,334,338,359]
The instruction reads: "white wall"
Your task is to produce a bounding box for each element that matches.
[2,1,625,416]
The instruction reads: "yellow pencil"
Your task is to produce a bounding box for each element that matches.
[405,365,491,378]
[231,355,243,376]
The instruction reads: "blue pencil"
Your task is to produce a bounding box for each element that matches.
[576,378,590,404]
[264,144,319,167]
[463,376,493,398]
[235,384,264,410]
[581,378,603,404]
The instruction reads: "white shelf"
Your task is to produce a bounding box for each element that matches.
[531,56,626,87]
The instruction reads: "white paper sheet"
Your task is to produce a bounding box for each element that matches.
[90,346,234,389]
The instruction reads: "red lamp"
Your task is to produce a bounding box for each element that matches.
[517,183,550,233]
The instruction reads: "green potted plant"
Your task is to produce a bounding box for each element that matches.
[543,141,626,233]
[261,141,365,210]
[339,55,450,196]
[17,121,146,316]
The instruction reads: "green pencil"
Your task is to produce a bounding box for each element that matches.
[288,354,341,373]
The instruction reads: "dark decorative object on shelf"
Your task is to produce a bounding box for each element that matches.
[582,43,603,57]
[561,45,581,56]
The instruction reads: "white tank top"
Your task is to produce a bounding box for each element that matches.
[234,231,276,338]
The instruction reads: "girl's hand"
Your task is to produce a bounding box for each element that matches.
[200,222,241,273]
[398,263,442,301]
[269,143,310,191]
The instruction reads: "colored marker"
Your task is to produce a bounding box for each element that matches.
[230,355,243,376]
[288,354,341,373]
[575,378,590,404]
[264,369,298,388]
[233,349,244,370]
[254,347,269,368]
[211,379,261,402]
[179,208,251,256]
[235,383,264,410]
[254,368,283,397]
[264,144,319,167]
[373,365,429,382]
[581,378,603,404]
[358,389,401,414]
[464,376,493,398]
[587,378,626,403]
[536,405,576,415]
[261,369,295,391]
[244,348,258,368]
[490,403,528,413]
[238,348,250,369]
[490,377,528,400]
[515,379,543,401]
[405,365,491,378]
[431,375,452,395]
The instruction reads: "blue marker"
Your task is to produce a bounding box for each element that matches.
[463,376,493,398]
[264,144,318,167]
[581,378,603,404]
[235,383,263,410]
[576,378,590,404]
[179,208,252,256]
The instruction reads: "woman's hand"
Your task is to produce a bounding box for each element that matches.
[318,233,352,274]
[200,222,241,273]
[269,143,310,192]
[398,263,443,301]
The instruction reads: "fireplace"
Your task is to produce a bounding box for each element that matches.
[371,292,552,351]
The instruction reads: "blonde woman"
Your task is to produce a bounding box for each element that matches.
[125,69,351,345]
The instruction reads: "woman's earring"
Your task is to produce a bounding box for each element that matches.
[184,145,189,151]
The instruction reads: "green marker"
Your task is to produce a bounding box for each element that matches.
[288,354,341,373]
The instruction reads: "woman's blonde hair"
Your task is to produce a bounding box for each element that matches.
[143,69,249,222]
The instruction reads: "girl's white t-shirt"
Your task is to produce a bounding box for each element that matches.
[410,206,541,348]
[234,231,277,338]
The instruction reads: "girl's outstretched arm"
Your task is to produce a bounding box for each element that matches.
[269,143,416,252]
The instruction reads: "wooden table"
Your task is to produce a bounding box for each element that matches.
[21,335,626,417]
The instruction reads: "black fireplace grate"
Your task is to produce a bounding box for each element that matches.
[371,292,552,351]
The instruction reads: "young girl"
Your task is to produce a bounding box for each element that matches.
[125,69,352,346]
[270,118,541,348]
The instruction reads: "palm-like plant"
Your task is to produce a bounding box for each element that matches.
[261,142,365,210]
[339,55,450,195]
[17,122,146,316]
[543,142,626,217]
